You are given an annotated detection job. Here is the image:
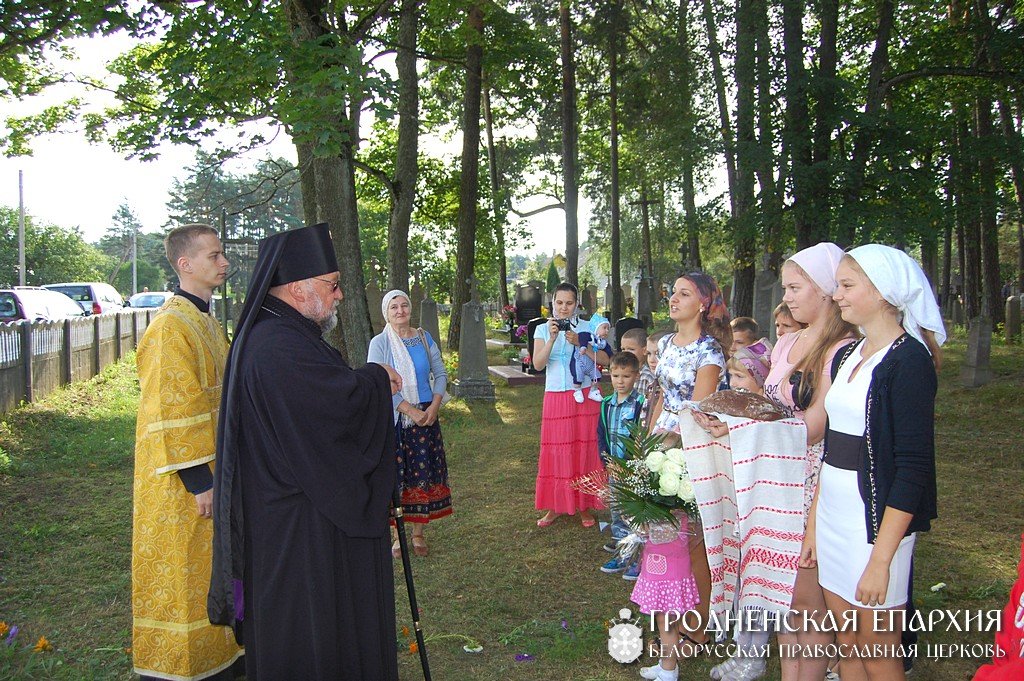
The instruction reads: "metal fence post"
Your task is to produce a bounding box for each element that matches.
[114,313,122,360]
[93,315,101,377]
[20,321,33,403]
[62,318,73,384]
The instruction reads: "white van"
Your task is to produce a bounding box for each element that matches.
[43,282,125,315]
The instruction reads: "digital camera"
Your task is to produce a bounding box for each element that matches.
[555,318,574,332]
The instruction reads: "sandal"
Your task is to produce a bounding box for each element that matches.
[537,512,559,527]
[412,535,428,557]
[677,632,712,659]
[580,511,596,528]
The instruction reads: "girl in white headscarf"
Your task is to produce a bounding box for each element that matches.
[367,289,452,558]
[804,245,943,681]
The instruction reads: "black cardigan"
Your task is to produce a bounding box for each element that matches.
[828,334,938,543]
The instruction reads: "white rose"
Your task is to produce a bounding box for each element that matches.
[659,474,680,497]
[676,475,694,501]
[664,448,685,466]
[661,461,683,480]
[645,451,666,473]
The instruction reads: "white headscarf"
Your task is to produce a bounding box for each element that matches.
[788,242,845,296]
[847,244,946,351]
[382,289,421,426]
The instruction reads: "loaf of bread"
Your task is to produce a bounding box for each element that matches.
[698,389,790,421]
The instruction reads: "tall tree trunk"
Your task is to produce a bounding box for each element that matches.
[783,0,813,249]
[295,140,318,228]
[942,157,953,312]
[838,0,895,246]
[609,0,623,321]
[447,3,484,349]
[701,0,738,217]
[677,0,700,270]
[560,0,580,287]
[754,0,783,272]
[973,0,1002,323]
[975,97,1003,323]
[483,83,509,310]
[639,185,654,278]
[386,0,419,293]
[999,98,1024,290]
[959,118,983,321]
[286,0,374,362]
[808,0,838,242]
[732,0,758,316]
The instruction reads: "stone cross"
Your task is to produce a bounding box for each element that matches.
[753,269,781,341]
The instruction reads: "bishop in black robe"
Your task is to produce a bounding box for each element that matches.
[209,223,399,680]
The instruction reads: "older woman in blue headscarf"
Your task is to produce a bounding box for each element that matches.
[367,289,452,558]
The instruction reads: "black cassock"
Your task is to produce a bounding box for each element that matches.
[211,294,398,680]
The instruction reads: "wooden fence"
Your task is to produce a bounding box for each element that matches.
[0,310,156,416]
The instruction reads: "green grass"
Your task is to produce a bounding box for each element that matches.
[0,337,1021,680]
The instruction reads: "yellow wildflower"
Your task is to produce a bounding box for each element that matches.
[0,622,8,637]
[401,625,410,637]
[33,636,53,652]
[409,642,419,654]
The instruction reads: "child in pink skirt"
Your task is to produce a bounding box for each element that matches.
[631,512,702,681]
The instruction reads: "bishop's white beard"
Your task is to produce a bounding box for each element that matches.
[302,283,339,334]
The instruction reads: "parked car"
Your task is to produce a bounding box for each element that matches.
[43,282,124,315]
[0,287,89,323]
[128,291,173,308]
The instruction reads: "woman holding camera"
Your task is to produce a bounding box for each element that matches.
[533,282,611,528]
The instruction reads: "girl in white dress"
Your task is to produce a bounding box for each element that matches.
[805,245,945,681]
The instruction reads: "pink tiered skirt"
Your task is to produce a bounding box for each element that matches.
[534,390,605,514]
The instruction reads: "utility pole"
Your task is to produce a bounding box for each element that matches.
[132,220,138,295]
[18,170,26,286]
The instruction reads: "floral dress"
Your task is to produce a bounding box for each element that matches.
[653,333,727,434]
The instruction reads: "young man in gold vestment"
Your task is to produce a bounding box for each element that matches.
[132,224,242,680]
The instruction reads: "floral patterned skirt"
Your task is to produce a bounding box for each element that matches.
[394,407,453,525]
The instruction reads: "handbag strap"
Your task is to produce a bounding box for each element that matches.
[417,328,435,383]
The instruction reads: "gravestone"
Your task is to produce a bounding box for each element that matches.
[952,297,964,326]
[409,282,424,328]
[753,270,780,340]
[636,281,654,328]
[366,281,385,332]
[514,284,542,325]
[621,284,633,315]
[960,316,992,388]
[583,285,598,315]
[451,277,496,400]
[419,288,441,346]
[604,283,614,314]
[1006,296,1021,343]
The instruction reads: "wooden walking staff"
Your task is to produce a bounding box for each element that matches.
[391,484,432,681]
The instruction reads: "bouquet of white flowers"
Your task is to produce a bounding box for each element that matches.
[604,425,699,529]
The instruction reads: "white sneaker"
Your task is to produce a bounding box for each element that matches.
[587,386,603,402]
[639,663,678,680]
[721,657,766,681]
[573,389,585,403]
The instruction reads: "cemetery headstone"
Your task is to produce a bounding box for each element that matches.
[583,285,598,315]
[366,281,385,332]
[753,269,780,340]
[409,282,424,328]
[960,316,992,387]
[1006,296,1021,343]
[514,284,542,325]
[952,297,964,326]
[452,277,496,400]
[419,288,441,346]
